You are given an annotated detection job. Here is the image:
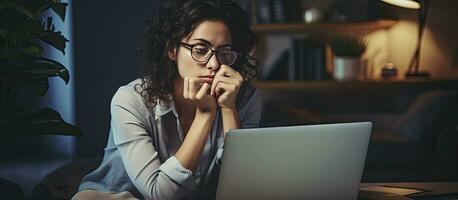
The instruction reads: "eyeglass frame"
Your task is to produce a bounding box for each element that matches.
[179,42,239,66]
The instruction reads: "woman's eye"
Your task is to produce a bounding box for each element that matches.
[219,52,230,58]
[194,47,208,55]
[220,49,231,54]
[195,48,207,53]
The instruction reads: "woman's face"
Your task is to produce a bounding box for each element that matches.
[170,20,232,81]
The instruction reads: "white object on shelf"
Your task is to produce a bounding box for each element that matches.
[333,56,362,81]
[303,7,323,23]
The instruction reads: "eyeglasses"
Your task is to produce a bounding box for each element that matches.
[180,42,239,65]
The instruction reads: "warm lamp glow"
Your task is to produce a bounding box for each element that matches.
[380,0,430,77]
[380,0,421,9]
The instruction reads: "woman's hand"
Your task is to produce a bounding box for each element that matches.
[210,65,243,110]
[183,77,217,114]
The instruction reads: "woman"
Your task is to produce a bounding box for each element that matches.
[72,0,260,199]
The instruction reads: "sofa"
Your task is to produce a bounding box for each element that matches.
[258,80,458,182]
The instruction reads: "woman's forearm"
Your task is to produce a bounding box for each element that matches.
[175,110,215,173]
[221,107,241,137]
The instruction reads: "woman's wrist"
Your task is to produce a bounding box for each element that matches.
[220,106,240,135]
[220,106,236,115]
[195,108,216,119]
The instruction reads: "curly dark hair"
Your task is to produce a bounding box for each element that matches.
[136,0,259,111]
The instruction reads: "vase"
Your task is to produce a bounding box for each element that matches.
[333,56,361,81]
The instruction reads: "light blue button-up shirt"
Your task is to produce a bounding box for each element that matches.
[78,79,261,200]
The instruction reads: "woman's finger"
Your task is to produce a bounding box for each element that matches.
[210,76,219,96]
[211,66,230,95]
[218,75,240,85]
[211,75,241,96]
[189,78,198,99]
[211,75,232,96]
[189,77,212,98]
[219,65,243,80]
[183,77,189,99]
[215,81,235,97]
[196,82,210,99]
[219,64,235,74]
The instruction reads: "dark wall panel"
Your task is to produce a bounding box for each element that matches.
[73,1,159,158]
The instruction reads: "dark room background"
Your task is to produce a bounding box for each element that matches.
[73,0,159,159]
[0,0,160,194]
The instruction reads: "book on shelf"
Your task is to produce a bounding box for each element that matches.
[289,39,327,81]
[264,50,289,80]
[253,0,302,24]
[271,0,286,23]
[257,0,271,24]
[249,0,385,26]
[265,38,327,81]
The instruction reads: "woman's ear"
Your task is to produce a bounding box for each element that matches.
[168,48,177,61]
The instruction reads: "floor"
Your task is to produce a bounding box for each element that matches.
[0,157,72,196]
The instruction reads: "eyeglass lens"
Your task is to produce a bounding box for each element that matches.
[191,45,237,65]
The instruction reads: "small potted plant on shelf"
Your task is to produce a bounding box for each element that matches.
[331,37,367,81]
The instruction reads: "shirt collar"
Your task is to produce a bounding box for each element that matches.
[153,95,179,120]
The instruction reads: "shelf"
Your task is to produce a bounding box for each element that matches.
[254,78,458,90]
[251,19,398,35]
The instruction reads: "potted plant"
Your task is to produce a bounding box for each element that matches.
[1,0,82,197]
[331,37,367,81]
[0,1,81,139]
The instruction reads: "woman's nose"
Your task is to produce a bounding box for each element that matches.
[206,54,220,71]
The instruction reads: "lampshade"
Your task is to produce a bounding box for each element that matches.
[379,0,420,9]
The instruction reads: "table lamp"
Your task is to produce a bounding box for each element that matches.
[380,0,430,77]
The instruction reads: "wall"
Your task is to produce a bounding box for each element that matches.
[364,0,458,78]
[73,1,159,158]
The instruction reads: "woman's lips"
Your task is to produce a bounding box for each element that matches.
[198,75,214,84]
[199,75,215,79]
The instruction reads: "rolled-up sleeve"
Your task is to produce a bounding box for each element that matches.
[110,88,195,200]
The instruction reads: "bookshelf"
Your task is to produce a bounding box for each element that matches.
[252,19,399,84]
[251,19,397,35]
[254,78,458,90]
[243,0,412,84]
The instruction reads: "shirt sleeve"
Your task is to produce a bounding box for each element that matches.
[110,87,196,200]
[239,89,262,129]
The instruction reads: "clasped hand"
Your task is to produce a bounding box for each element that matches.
[183,65,243,113]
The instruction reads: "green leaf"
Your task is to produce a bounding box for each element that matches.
[0,29,7,37]
[48,1,67,21]
[0,57,69,100]
[4,0,38,20]
[31,78,49,96]
[35,2,51,15]
[0,108,82,137]
[39,29,68,54]
[21,45,44,57]
[27,57,70,84]
[331,37,367,57]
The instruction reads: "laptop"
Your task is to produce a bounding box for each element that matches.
[215,121,373,200]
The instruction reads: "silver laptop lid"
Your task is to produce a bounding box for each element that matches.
[216,122,373,200]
